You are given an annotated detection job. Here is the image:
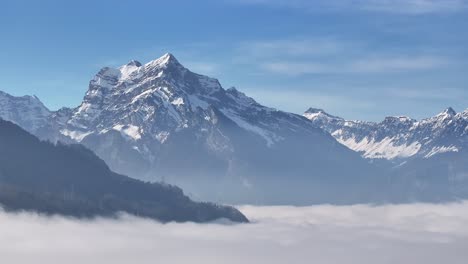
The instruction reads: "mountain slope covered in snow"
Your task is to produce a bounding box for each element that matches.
[304,107,468,160]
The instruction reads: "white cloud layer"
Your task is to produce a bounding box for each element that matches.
[2,202,468,263]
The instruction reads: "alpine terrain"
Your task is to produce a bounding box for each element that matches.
[304,107,468,161]
[0,53,381,205]
[304,107,468,201]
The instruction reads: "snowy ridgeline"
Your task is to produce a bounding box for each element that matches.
[304,107,467,160]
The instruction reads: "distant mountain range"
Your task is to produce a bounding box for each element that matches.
[304,107,468,202]
[1,53,466,204]
[304,107,467,160]
[0,119,247,223]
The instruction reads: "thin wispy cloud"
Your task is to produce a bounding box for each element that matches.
[238,38,345,58]
[2,202,468,263]
[230,36,460,119]
[233,0,468,14]
[235,36,452,76]
[383,86,468,101]
[261,56,448,75]
[351,56,448,72]
[360,0,468,14]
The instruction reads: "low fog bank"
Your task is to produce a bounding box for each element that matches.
[2,202,468,263]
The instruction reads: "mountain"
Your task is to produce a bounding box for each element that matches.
[0,119,248,223]
[304,107,468,161]
[304,107,468,202]
[0,53,382,205]
[0,91,51,133]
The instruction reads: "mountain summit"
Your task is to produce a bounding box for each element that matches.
[436,107,457,119]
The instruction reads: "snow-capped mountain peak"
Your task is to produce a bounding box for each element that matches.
[459,109,468,120]
[383,116,414,122]
[304,107,467,160]
[125,59,142,67]
[435,107,457,120]
[51,52,321,156]
[0,91,51,133]
[141,52,187,77]
[305,108,327,116]
[118,60,143,80]
[146,52,179,67]
[226,87,259,108]
[20,52,359,195]
[90,53,185,90]
[70,53,223,132]
[303,108,343,122]
[380,116,416,130]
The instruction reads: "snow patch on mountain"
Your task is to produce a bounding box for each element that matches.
[113,124,142,141]
[336,136,421,159]
[171,97,184,106]
[220,108,278,147]
[60,129,93,142]
[425,145,459,158]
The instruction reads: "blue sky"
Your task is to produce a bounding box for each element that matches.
[1,0,467,121]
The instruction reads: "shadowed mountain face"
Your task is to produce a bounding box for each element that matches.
[0,119,248,223]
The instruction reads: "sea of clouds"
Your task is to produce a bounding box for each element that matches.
[2,202,468,263]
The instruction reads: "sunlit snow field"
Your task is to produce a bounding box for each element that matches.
[2,202,468,263]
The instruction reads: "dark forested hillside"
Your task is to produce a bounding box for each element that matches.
[0,119,248,223]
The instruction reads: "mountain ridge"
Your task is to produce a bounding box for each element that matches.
[303,107,468,160]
